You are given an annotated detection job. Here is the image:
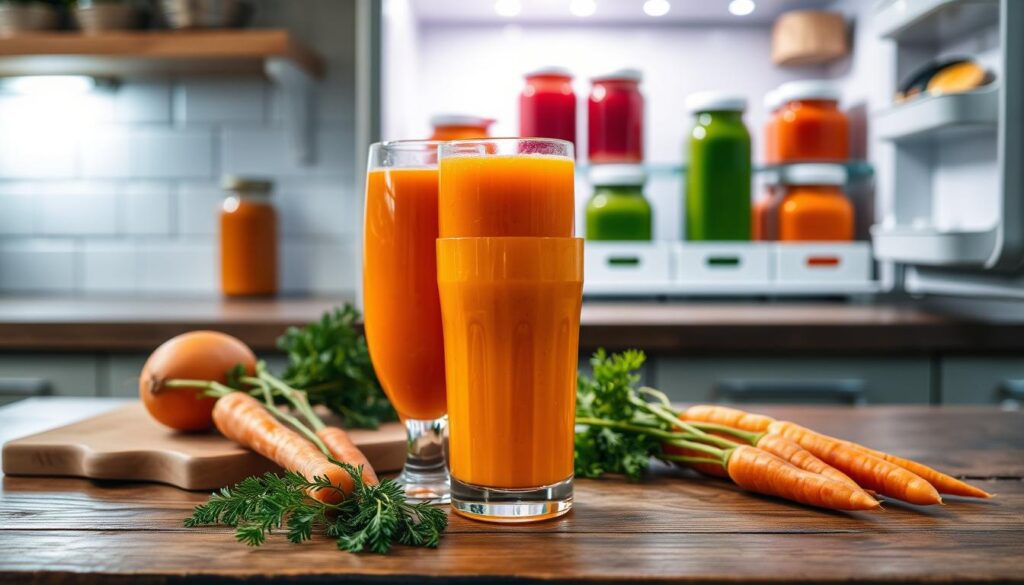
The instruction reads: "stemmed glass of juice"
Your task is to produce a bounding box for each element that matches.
[363,140,449,503]
[437,138,583,522]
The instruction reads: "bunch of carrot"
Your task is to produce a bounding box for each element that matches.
[167,362,378,504]
[673,401,991,505]
[575,350,991,512]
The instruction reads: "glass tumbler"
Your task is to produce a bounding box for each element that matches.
[437,138,583,522]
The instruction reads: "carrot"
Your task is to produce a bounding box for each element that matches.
[846,442,991,499]
[212,392,352,504]
[754,433,861,489]
[767,420,941,505]
[726,445,880,511]
[317,426,379,486]
[663,444,729,478]
[681,404,774,433]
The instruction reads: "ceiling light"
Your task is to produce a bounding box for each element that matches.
[494,0,521,18]
[728,0,755,16]
[0,75,96,96]
[569,0,596,18]
[643,0,670,17]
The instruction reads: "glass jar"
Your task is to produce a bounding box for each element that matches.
[778,163,853,242]
[219,177,278,297]
[685,91,752,241]
[762,89,781,165]
[753,168,782,241]
[588,68,643,163]
[585,164,652,241]
[772,80,849,163]
[429,114,494,141]
[520,67,576,149]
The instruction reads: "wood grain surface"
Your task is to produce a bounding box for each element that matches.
[2,297,1024,353]
[2,403,405,489]
[1,400,1022,584]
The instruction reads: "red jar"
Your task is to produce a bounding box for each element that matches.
[520,67,576,149]
[588,68,643,163]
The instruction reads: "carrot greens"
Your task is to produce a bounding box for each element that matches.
[185,461,447,554]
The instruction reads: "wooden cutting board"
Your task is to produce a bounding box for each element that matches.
[1,402,406,490]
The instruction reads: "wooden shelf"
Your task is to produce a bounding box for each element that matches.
[0,29,324,79]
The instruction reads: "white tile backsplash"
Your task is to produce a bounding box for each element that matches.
[137,240,217,293]
[81,128,215,179]
[121,182,174,236]
[114,81,173,124]
[0,193,36,236]
[38,192,119,236]
[221,125,353,178]
[176,182,222,236]
[174,78,268,125]
[281,239,353,294]
[0,128,77,179]
[0,0,358,295]
[0,240,77,292]
[81,241,138,293]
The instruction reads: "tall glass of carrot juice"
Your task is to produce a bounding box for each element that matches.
[437,138,583,522]
[363,140,449,503]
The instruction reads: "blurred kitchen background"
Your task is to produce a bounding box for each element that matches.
[0,0,1022,408]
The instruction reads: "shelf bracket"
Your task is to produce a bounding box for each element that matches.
[265,57,316,166]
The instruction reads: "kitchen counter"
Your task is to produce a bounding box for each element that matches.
[1,398,1022,584]
[1,296,1023,354]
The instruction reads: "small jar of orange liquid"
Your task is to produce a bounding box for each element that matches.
[219,177,278,297]
[429,114,494,141]
[772,80,848,163]
[778,164,853,242]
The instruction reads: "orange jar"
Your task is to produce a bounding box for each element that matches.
[778,164,853,242]
[772,80,848,163]
[429,114,494,141]
[762,90,781,165]
[219,177,278,296]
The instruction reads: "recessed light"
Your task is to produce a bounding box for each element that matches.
[569,0,596,18]
[643,0,670,17]
[494,0,521,18]
[728,0,755,16]
[0,75,96,96]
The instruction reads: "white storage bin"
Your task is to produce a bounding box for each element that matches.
[774,242,872,285]
[583,242,673,295]
[674,243,772,288]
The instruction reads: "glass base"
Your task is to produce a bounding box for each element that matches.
[393,467,451,504]
[451,475,573,523]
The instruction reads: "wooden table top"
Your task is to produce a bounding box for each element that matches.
[1,398,1022,584]
[1,296,1023,354]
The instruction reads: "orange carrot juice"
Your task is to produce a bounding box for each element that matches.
[439,154,575,237]
[363,168,446,421]
[438,237,583,489]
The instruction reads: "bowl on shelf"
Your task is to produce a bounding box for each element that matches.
[158,0,250,29]
[0,2,59,37]
[74,0,140,33]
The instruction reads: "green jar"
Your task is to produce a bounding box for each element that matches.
[585,164,652,241]
[685,92,752,241]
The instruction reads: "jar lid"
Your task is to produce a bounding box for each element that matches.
[589,164,647,187]
[780,163,846,186]
[764,89,782,111]
[685,91,747,113]
[429,114,495,128]
[525,66,572,79]
[591,68,643,83]
[222,176,273,194]
[773,80,840,104]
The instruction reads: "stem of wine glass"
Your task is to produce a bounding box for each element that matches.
[403,416,447,474]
